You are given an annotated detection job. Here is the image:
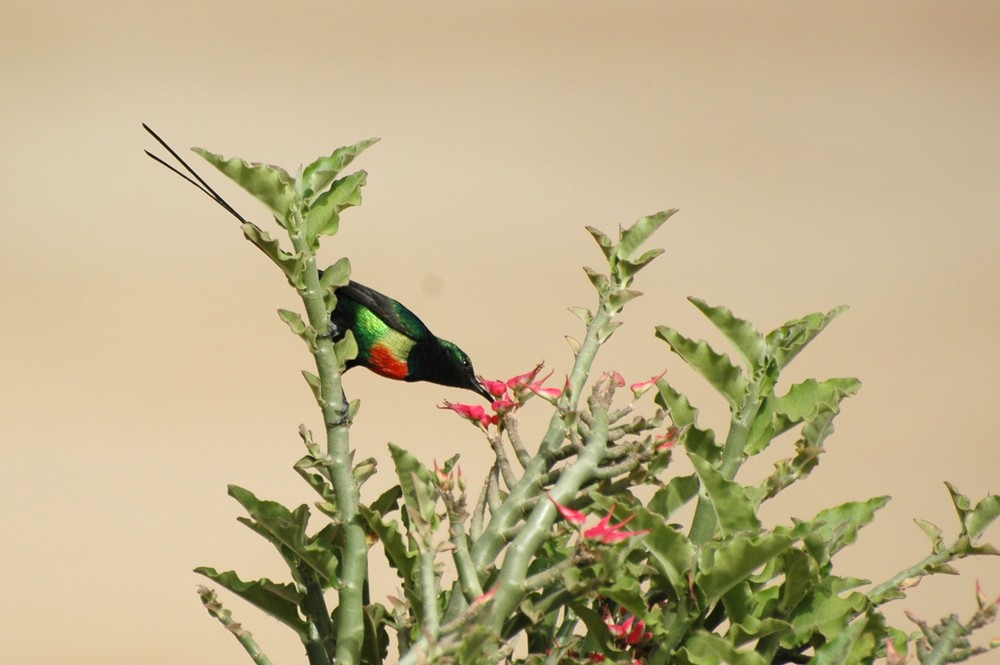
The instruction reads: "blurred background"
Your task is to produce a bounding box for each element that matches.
[2,2,998,662]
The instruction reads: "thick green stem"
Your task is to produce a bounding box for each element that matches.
[688,397,755,546]
[483,404,610,632]
[867,549,960,606]
[448,511,485,602]
[289,227,366,665]
[419,546,441,636]
[922,615,964,665]
[469,303,613,569]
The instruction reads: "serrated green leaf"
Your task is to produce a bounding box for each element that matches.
[304,170,368,249]
[773,378,861,428]
[302,370,321,401]
[628,504,695,592]
[654,380,700,427]
[241,223,302,282]
[687,453,761,536]
[679,630,768,665]
[765,305,847,370]
[319,257,352,291]
[302,137,379,200]
[913,518,945,553]
[697,532,796,606]
[778,549,821,616]
[786,576,870,645]
[569,602,615,657]
[945,481,972,524]
[334,330,358,370]
[195,567,306,635]
[807,614,877,665]
[371,485,402,518]
[965,492,1000,540]
[649,474,700,519]
[194,148,296,223]
[227,485,339,585]
[607,288,643,313]
[568,306,593,327]
[358,503,417,585]
[688,298,767,371]
[362,602,391,665]
[655,326,748,409]
[583,266,608,290]
[801,497,890,567]
[597,321,622,344]
[388,444,439,527]
[278,308,308,336]
[585,225,615,261]
[616,247,665,283]
[617,209,676,261]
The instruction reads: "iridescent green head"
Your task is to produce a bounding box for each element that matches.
[408,337,492,401]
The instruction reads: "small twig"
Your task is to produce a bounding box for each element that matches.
[198,586,275,665]
[592,454,641,480]
[471,468,491,540]
[489,434,518,491]
[503,415,532,468]
[486,464,503,514]
[441,492,485,603]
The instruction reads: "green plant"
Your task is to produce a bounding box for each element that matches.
[146,128,1000,665]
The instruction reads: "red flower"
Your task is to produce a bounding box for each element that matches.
[480,377,509,398]
[438,401,492,428]
[506,363,546,391]
[548,498,650,544]
[583,507,650,544]
[605,612,653,648]
[443,363,562,428]
[654,427,680,451]
[548,494,587,526]
[602,370,626,388]
[473,586,497,605]
[630,370,666,398]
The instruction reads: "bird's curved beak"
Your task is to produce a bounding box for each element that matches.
[472,378,494,403]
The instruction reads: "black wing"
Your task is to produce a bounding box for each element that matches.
[337,280,433,341]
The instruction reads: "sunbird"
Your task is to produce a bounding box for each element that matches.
[143,124,492,402]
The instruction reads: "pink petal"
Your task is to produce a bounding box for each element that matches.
[474,586,497,604]
[506,362,545,389]
[630,370,667,397]
[547,494,587,526]
[480,378,509,398]
[583,511,616,540]
[655,428,679,451]
[439,401,487,427]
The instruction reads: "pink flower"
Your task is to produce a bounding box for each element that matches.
[491,398,517,417]
[548,494,587,526]
[548,497,650,544]
[630,370,666,398]
[528,381,562,403]
[473,586,497,605]
[583,507,650,544]
[480,377,509,398]
[438,401,492,428]
[506,363,546,391]
[603,371,626,388]
[654,427,680,451]
[605,612,652,647]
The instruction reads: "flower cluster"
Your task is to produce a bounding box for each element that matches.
[439,363,563,429]
[549,496,651,544]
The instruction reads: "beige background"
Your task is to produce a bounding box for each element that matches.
[2,2,999,663]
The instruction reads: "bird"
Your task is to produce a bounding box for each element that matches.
[143,124,492,402]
